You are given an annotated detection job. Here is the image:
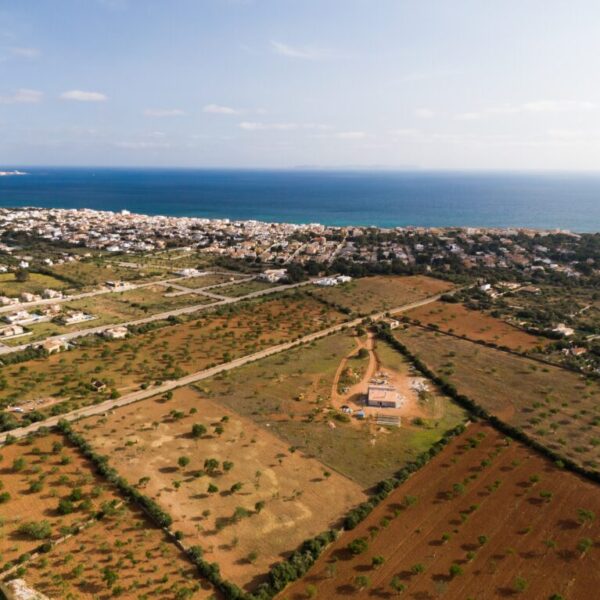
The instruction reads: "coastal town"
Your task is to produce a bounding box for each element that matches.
[0,206,592,279]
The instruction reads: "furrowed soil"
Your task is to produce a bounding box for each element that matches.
[281,423,600,600]
[406,300,549,351]
[395,324,600,474]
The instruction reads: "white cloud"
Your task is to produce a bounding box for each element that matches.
[9,47,40,59]
[203,104,241,115]
[456,99,596,120]
[270,40,339,61]
[144,108,185,117]
[389,128,421,138]
[60,90,108,102]
[415,108,435,119]
[335,131,367,140]
[114,140,170,149]
[239,121,330,131]
[0,88,43,104]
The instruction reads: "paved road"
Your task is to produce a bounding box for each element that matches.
[0,279,313,355]
[0,289,445,444]
[0,275,196,316]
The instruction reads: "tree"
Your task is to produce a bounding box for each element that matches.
[577,508,596,527]
[214,424,225,436]
[57,498,75,515]
[223,460,234,472]
[347,537,369,555]
[102,567,118,589]
[254,500,265,513]
[178,456,190,469]
[207,483,219,494]
[354,575,371,591]
[18,520,52,540]
[390,576,405,595]
[204,458,219,474]
[371,555,385,569]
[15,268,29,282]
[230,482,243,494]
[191,423,207,438]
[449,564,463,578]
[410,563,425,575]
[577,537,593,555]
[514,576,529,593]
[12,457,26,472]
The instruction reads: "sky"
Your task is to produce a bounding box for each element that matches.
[1,0,600,169]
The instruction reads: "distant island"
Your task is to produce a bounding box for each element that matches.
[0,170,27,177]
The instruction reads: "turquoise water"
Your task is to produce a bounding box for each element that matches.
[0,168,599,231]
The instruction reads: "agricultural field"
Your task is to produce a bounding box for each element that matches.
[0,272,71,297]
[0,433,121,569]
[219,279,279,297]
[74,387,366,591]
[198,330,466,487]
[310,275,454,315]
[0,293,345,422]
[49,260,154,288]
[14,502,213,599]
[395,324,600,473]
[180,273,247,289]
[406,300,549,351]
[282,423,600,600]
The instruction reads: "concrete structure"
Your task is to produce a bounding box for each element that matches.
[1,579,49,600]
[366,383,402,408]
[4,311,40,326]
[58,311,95,326]
[0,324,25,338]
[259,268,287,283]
[103,325,128,340]
[40,338,68,354]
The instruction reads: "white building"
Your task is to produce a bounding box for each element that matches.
[103,325,128,340]
[259,269,287,283]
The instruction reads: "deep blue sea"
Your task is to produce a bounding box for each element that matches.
[0,168,599,232]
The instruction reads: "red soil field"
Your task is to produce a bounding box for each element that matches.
[406,301,548,351]
[281,423,600,600]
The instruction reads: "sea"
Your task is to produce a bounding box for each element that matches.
[0,168,599,232]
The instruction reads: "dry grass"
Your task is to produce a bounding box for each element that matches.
[74,387,366,591]
[310,275,454,315]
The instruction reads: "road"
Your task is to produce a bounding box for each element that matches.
[0,279,313,355]
[0,289,445,444]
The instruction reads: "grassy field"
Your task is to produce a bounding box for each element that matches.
[309,275,454,315]
[395,324,600,473]
[0,293,345,419]
[180,273,245,289]
[14,501,213,599]
[406,300,549,351]
[74,387,366,591]
[0,434,122,569]
[219,280,279,297]
[1,285,213,346]
[282,423,600,600]
[0,272,71,297]
[49,261,148,288]
[198,331,466,487]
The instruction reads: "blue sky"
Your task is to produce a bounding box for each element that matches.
[1,0,600,169]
